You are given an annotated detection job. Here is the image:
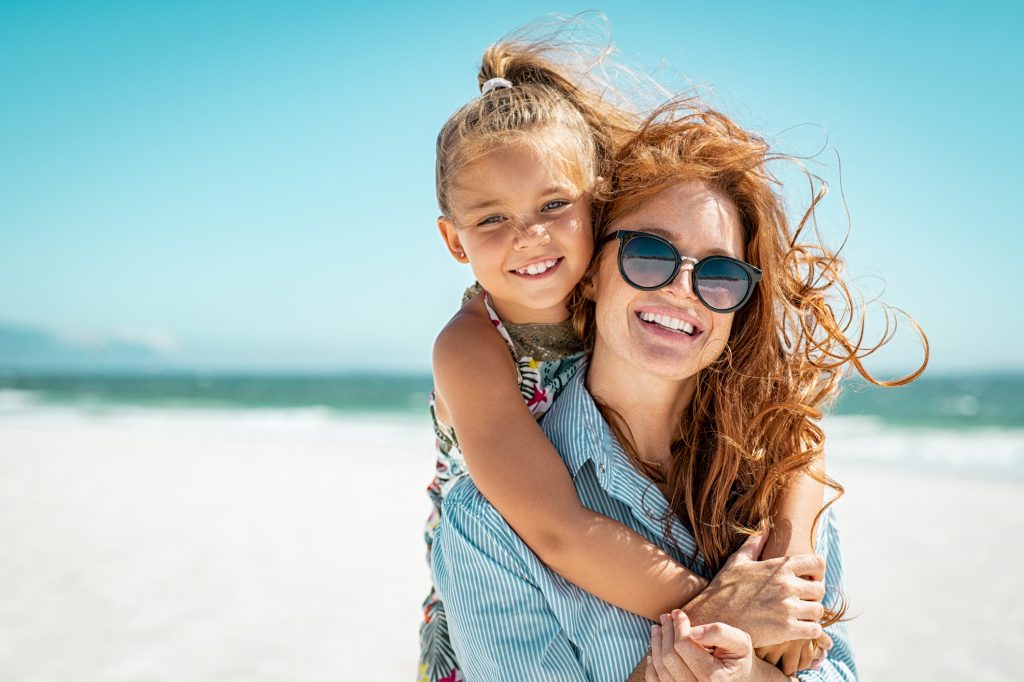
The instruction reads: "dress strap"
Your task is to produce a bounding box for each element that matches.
[481,291,524,383]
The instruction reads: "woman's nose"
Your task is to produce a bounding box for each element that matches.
[514,222,552,250]
[667,262,697,298]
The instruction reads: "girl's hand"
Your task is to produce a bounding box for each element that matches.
[755,632,832,675]
[646,610,753,682]
[683,533,826,647]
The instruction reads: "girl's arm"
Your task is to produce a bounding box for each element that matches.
[433,298,706,621]
[754,456,829,675]
[762,459,826,561]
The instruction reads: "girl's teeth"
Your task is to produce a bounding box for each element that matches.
[518,259,557,275]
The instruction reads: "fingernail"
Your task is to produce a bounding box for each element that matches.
[690,625,705,640]
[671,608,681,617]
[660,614,668,625]
[652,624,661,635]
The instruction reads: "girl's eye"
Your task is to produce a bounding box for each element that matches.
[477,215,504,227]
[543,200,569,211]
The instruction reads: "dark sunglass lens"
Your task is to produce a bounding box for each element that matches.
[695,258,751,311]
[621,235,677,288]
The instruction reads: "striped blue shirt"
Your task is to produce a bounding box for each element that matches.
[432,367,856,681]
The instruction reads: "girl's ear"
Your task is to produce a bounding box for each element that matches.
[437,216,469,263]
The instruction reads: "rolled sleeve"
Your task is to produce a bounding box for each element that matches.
[796,508,858,682]
[432,478,588,682]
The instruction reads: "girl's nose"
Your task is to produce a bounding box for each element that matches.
[514,223,551,250]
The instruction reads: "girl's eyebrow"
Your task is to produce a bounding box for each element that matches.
[540,184,575,196]
[465,198,502,212]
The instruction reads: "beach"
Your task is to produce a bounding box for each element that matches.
[1,406,1022,681]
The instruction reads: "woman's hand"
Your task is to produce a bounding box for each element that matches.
[755,632,831,675]
[646,610,753,682]
[683,533,826,647]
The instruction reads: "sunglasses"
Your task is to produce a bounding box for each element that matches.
[600,230,763,313]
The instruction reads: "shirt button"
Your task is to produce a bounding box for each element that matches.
[598,463,606,474]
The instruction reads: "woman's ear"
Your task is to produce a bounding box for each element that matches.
[437,216,469,263]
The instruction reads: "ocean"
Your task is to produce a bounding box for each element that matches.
[1,370,1022,479]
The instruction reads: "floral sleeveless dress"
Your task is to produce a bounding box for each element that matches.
[418,288,584,682]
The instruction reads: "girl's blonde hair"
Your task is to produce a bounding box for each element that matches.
[573,97,928,622]
[435,30,636,218]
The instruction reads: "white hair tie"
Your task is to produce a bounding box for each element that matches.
[481,77,513,95]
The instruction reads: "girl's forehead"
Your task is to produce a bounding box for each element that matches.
[451,137,592,198]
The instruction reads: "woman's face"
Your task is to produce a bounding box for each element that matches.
[590,180,746,384]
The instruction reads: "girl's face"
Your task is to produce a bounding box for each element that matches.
[438,138,594,324]
[590,180,746,384]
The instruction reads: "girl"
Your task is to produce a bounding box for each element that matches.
[419,37,834,682]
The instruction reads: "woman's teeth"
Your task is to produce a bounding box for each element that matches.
[515,259,559,276]
[638,311,695,335]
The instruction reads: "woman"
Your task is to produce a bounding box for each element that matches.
[432,98,923,681]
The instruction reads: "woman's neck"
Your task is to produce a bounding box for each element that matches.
[586,351,695,464]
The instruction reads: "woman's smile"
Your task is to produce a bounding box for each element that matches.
[634,305,705,338]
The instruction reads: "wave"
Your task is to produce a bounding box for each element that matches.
[823,415,1024,479]
[3,391,1022,479]
[0,389,432,446]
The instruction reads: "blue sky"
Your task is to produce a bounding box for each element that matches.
[1,1,1020,374]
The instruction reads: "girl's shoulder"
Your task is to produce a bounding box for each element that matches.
[435,290,502,353]
[433,290,518,386]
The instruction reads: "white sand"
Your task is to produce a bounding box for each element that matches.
[0,415,1021,681]
[830,464,1024,681]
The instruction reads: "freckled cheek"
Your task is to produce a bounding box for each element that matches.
[701,314,734,358]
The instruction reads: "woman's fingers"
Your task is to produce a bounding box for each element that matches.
[786,554,826,581]
[650,620,682,682]
[663,612,696,681]
[793,575,826,601]
[729,532,768,565]
[791,619,824,641]
[791,596,825,623]
[689,622,752,661]
[649,613,703,682]
[650,623,666,678]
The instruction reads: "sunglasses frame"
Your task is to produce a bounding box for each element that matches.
[600,230,763,313]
